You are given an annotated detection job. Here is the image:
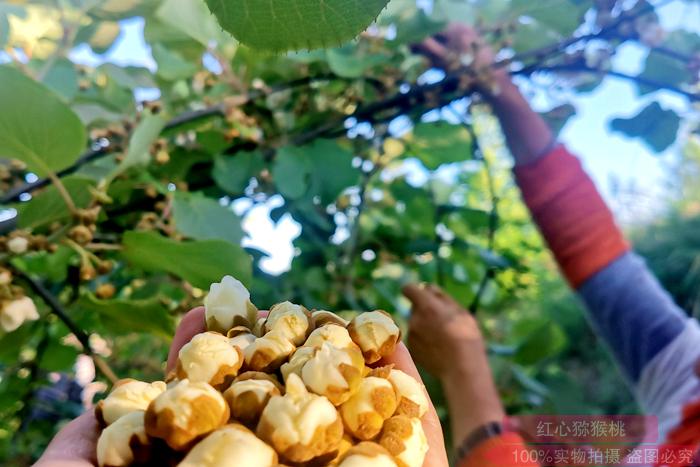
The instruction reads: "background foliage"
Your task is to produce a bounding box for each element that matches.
[0,0,698,464]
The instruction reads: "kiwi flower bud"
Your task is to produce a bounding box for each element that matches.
[205,275,258,333]
[178,424,278,467]
[303,323,355,350]
[257,374,343,463]
[340,376,397,440]
[301,342,363,406]
[347,311,401,364]
[379,416,429,467]
[336,442,398,467]
[387,369,429,418]
[280,346,316,382]
[96,379,167,426]
[264,301,312,345]
[96,411,151,467]
[252,317,267,337]
[227,326,257,352]
[145,379,229,451]
[223,372,283,426]
[176,332,243,389]
[0,296,39,333]
[244,329,296,372]
[311,310,349,329]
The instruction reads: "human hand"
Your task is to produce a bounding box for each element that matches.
[36,307,449,467]
[415,23,510,94]
[403,284,505,445]
[402,283,484,380]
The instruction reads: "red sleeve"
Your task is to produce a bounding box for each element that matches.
[456,432,539,467]
[513,145,630,288]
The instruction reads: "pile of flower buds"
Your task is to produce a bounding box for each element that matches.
[94,275,430,467]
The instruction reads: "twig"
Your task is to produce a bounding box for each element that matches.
[339,162,381,309]
[649,45,694,63]
[85,242,123,251]
[517,63,700,101]
[0,75,384,205]
[1,146,110,204]
[497,0,676,69]
[47,172,77,214]
[15,270,119,384]
[9,323,49,452]
[446,104,500,314]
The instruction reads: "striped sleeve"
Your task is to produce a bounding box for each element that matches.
[513,145,629,287]
[514,146,687,383]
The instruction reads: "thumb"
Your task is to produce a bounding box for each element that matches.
[166,306,206,374]
[35,410,99,466]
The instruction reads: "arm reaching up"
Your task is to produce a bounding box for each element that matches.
[422,23,700,444]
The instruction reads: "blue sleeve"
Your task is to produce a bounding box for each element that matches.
[577,252,687,383]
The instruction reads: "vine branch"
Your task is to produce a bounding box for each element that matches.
[517,63,700,101]
[446,104,500,314]
[15,269,118,384]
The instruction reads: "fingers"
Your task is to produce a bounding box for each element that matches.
[35,410,99,467]
[381,343,449,467]
[403,283,457,315]
[166,306,205,373]
[416,37,450,62]
[402,283,431,307]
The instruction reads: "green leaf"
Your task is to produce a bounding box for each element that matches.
[74,294,174,339]
[272,146,312,199]
[110,113,166,178]
[512,0,590,36]
[379,3,446,45]
[41,59,79,101]
[326,46,387,78]
[122,231,252,288]
[156,0,231,47]
[204,0,390,52]
[39,338,80,372]
[12,246,76,283]
[99,64,156,89]
[0,65,86,176]
[305,139,360,204]
[408,122,473,170]
[541,103,576,136]
[0,322,38,364]
[638,31,700,95]
[610,102,680,153]
[15,176,94,229]
[514,322,567,365]
[152,43,198,81]
[172,192,244,244]
[212,151,263,194]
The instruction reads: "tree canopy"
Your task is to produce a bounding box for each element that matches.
[0,0,698,463]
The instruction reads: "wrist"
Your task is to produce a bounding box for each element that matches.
[483,74,520,107]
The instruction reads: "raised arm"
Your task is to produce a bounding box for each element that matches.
[424,24,700,441]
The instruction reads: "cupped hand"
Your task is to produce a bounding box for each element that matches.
[36,307,449,467]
